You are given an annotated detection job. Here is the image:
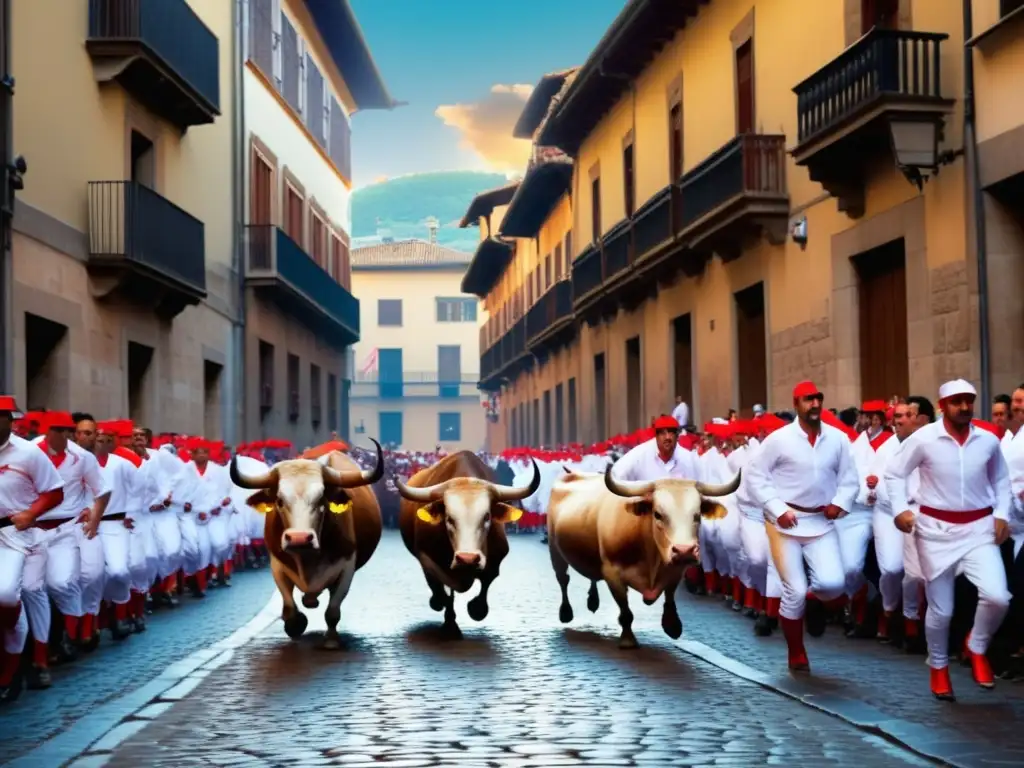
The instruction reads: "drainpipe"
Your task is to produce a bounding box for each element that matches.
[230,0,247,443]
[0,0,11,393]
[962,0,990,415]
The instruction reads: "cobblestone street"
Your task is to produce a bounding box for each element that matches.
[47,531,970,768]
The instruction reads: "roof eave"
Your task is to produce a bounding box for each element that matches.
[497,162,573,239]
[461,238,513,297]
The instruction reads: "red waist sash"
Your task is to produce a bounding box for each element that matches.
[919,505,992,524]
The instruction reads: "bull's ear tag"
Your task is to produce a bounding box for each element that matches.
[505,507,523,523]
[416,507,435,523]
[254,502,274,515]
[329,501,352,515]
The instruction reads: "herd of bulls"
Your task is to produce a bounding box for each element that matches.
[229,441,739,646]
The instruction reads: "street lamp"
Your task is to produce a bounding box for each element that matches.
[888,114,961,191]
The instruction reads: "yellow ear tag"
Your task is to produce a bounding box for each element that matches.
[253,502,274,515]
[416,506,435,523]
[505,507,523,523]
[329,501,352,515]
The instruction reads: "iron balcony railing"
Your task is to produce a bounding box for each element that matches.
[678,134,787,231]
[88,0,220,112]
[794,29,948,144]
[571,245,603,301]
[527,279,573,342]
[87,180,206,293]
[244,224,360,338]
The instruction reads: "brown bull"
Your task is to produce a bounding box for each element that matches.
[395,451,539,636]
[230,440,384,648]
[547,466,740,648]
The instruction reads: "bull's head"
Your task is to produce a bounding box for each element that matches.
[231,439,384,552]
[603,467,740,567]
[394,459,541,571]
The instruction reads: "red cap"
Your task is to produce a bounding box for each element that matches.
[860,400,887,413]
[43,411,77,430]
[792,381,822,400]
[0,396,24,419]
[652,415,680,431]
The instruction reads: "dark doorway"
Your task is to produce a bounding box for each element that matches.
[258,339,274,418]
[532,398,540,446]
[593,353,606,441]
[855,238,908,401]
[130,130,156,188]
[24,313,69,410]
[862,0,899,33]
[127,341,154,425]
[672,313,693,414]
[543,389,552,447]
[567,378,577,443]
[203,359,223,439]
[625,336,642,431]
[554,383,565,445]
[735,282,767,415]
[735,40,754,134]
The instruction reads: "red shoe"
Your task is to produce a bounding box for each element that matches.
[780,616,810,671]
[876,612,890,642]
[930,667,955,701]
[962,632,995,689]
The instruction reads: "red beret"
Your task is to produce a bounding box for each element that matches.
[652,415,680,431]
[792,380,822,399]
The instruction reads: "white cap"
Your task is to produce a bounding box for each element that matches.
[938,378,977,401]
[712,417,729,424]
[753,404,765,414]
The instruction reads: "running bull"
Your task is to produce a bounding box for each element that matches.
[230,440,384,648]
[547,467,740,648]
[395,451,540,636]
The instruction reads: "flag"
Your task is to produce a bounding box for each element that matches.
[360,348,378,375]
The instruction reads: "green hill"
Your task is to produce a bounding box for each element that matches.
[351,171,509,253]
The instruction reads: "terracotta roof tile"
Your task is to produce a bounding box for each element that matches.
[351,239,474,268]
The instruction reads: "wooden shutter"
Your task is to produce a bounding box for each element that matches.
[281,15,300,112]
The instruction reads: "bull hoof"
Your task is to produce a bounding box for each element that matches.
[662,612,683,640]
[467,596,489,622]
[618,633,639,650]
[302,594,319,609]
[559,603,574,623]
[587,584,600,613]
[429,594,445,612]
[283,613,308,639]
[321,633,341,651]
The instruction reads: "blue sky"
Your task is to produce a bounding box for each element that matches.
[348,0,625,187]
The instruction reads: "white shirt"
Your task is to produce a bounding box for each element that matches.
[0,434,64,517]
[997,427,1024,536]
[612,438,701,483]
[885,419,1011,522]
[732,441,765,520]
[868,435,920,515]
[97,452,137,518]
[32,438,109,521]
[746,420,859,536]
[186,461,233,516]
[671,402,690,428]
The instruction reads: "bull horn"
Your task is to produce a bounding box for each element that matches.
[491,458,541,502]
[603,465,655,498]
[395,475,450,503]
[322,438,384,487]
[229,456,277,490]
[696,471,741,497]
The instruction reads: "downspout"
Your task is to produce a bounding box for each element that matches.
[230,0,247,442]
[963,0,990,414]
[0,0,11,393]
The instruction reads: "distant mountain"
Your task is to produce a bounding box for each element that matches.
[351,171,509,253]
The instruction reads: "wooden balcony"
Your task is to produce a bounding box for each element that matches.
[87,0,221,130]
[526,279,576,359]
[479,318,531,392]
[570,218,647,325]
[244,225,360,347]
[792,29,953,218]
[86,180,206,320]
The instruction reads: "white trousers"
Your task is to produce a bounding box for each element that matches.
[178,511,201,575]
[873,509,922,617]
[902,526,925,620]
[152,507,183,578]
[4,603,27,654]
[128,513,159,592]
[699,509,742,577]
[924,542,1011,669]
[207,511,230,565]
[22,520,79,643]
[766,524,846,621]
[836,505,873,596]
[79,523,106,616]
[0,528,32,655]
[740,516,782,598]
[99,520,131,605]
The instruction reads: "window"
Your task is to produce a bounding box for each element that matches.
[439,412,461,442]
[564,232,572,273]
[284,183,303,245]
[377,299,402,326]
[669,101,683,182]
[735,39,754,134]
[623,141,635,218]
[247,0,274,78]
[379,411,403,448]
[554,244,563,279]
[438,345,461,398]
[327,373,337,430]
[378,348,403,398]
[305,54,326,146]
[280,14,301,113]
[329,96,352,181]
[310,364,322,426]
[591,175,602,244]
[250,146,273,225]
[287,353,300,422]
[544,254,552,289]
[436,297,477,322]
[310,212,327,267]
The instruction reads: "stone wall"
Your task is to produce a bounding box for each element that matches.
[929,261,978,384]
[770,316,832,405]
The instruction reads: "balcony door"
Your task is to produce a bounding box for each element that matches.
[862,0,898,33]
[379,411,403,448]
[855,239,908,401]
[735,40,754,134]
[438,345,461,398]
[250,148,274,268]
[378,348,403,399]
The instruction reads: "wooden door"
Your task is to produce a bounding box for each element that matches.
[735,283,767,415]
[735,41,754,134]
[856,240,908,401]
[673,314,693,408]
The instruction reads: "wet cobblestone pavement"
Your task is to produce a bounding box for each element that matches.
[0,568,273,765]
[88,533,943,767]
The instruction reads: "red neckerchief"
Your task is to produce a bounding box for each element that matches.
[97,454,108,468]
[196,463,207,477]
[38,441,67,468]
[869,430,894,451]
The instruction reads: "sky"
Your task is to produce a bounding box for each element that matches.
[348,0,626,187]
